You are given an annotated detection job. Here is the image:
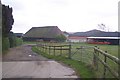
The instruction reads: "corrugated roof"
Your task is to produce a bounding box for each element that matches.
[23,26,63,38]
[15,33,23,37]
[69,29,120,37]
[87,37,120,39]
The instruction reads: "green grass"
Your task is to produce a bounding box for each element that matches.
[32,46,95,78]
[71,42,118,57]
[71,42,119,78]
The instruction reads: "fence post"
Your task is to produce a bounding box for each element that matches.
[68,44,71,59]
[54,46,55,56]
[42,44,44,52]
[49,46,50,55]
[103,51,107,78]
[43,44,44,52]
[80,46,83,61]
[45,45,47,53]
[60,46,62,56]
[93,46,98,70]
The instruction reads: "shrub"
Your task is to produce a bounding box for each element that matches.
[2,37,10,52]
[9,32,16,47]
[55,34,67,42]
[16,38,23,46]
[8,32,23,48]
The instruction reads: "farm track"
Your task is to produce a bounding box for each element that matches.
[2,44,78,78]
[2,44,49,61]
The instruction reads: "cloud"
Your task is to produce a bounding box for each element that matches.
[1,0,119,33]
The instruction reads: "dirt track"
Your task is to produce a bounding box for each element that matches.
[2,44,48,61]
[2,44,78,78]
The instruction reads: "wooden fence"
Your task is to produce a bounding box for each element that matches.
[93,46,120,79]
[76,46,120,79]
[36,43,119,79]
[37,44,71,59]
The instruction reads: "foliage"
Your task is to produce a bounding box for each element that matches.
[2,37,10,52]
[9,32,16,47]
[2,4,14,37]
[2,4,15,53]
[55,34,66,42]
[3,31,23,53]
[9,32,23,47]
[16,37,23,46]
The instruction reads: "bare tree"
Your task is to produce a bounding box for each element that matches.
[97,24,110,32]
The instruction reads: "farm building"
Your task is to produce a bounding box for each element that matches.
[86,30,120,45]
[68,29,100,42]
[68,29,120,45]
[23,26,64,42]
[68,36,87,42]
[87,37,119,45]
[15,33,23,38]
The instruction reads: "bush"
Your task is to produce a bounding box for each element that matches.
[9,32,16,47]
[16,38,23,46]
[55,34,66,42]
[2,32,23,53]
[8,32,23,47]
[2,37,10,52]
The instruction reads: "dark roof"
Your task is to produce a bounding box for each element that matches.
[69,29,120,37]
[15,33,23,37]
[24,26,63,38]
[63,31,69,35]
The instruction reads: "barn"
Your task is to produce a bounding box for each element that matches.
[23,26,64,42]
[87,32,120,45]
[68,36,87,42]
[68,29,100,42]
[68,29,120,45]
[15,33,23,38]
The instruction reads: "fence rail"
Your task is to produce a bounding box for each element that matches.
[37,43,71,58]
[76,46,119,79]
[93,46,119,79]
[36,43,119,79]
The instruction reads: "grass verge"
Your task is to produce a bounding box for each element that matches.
[32,46,95,78]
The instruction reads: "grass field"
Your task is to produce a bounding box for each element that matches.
[70,42,119,78]
[26,41,119,78]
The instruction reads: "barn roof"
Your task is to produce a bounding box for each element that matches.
[69,29,120,37]
[23,26,63,38]
[87,37,120,39]
[15,33,23,37]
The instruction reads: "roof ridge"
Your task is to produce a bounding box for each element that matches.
[31,26,58,28]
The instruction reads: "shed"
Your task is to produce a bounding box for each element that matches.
[23,26,63,42]
[15,33,23,38]
[87,37,120,45]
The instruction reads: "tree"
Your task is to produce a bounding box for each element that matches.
[2,4,14,52]
[55,34,67,42]
[2,4,14,37]
[97,23,110,32]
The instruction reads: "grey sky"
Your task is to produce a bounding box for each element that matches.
[2,0,119,33]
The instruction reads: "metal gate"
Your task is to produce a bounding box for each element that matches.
[71,46,94,65]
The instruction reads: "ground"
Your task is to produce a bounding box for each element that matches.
[2,44,78,78]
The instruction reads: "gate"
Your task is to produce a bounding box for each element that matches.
[71,46,94,65]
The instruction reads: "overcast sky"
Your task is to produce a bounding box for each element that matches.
[2,0,119,33]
